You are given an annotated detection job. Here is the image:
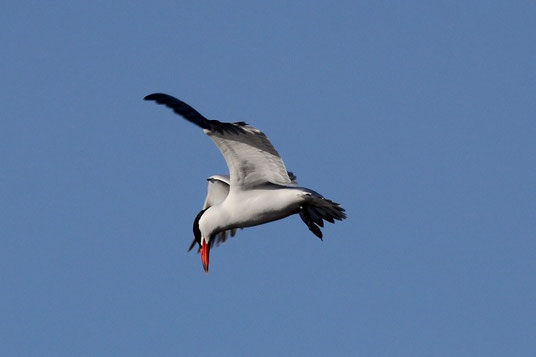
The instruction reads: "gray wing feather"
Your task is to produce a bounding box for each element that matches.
[144,93,292,189]
[207,125,292,188]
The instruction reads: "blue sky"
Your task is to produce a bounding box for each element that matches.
[1,1,535,356]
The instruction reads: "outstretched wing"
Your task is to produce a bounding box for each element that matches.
[144,93,293,189]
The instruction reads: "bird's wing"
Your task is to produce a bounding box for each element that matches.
[202,175,230,210]
[144,93,292,189]
[201,175,238,248]
[203,175,236,246]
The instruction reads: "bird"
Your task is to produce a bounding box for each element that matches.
[144,93,346,272]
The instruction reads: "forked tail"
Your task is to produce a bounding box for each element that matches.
[299,191,346,239]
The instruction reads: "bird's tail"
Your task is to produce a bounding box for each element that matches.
[299,190,346,239]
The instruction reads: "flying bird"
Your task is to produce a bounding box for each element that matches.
[144,93,346,272]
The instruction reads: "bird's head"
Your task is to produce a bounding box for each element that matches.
[193,209,210,273]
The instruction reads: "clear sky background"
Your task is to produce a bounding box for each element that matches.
[2,1,535,356]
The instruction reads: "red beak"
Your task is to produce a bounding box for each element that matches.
[200,240,210,273]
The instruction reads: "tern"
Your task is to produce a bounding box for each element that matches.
[144,93,346,272]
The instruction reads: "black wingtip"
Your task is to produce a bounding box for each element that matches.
[144,93,165,101]
[144,92,247,135]
[187,239,197,252]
